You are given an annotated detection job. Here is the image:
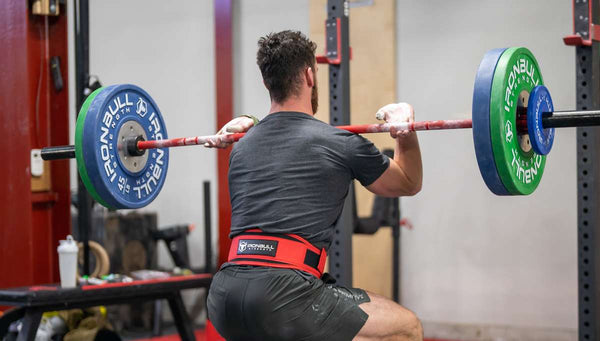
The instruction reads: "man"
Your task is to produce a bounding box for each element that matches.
[207,30,423,341]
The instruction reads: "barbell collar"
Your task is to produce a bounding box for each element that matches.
[126,136,146,156]
[41,145,76,160]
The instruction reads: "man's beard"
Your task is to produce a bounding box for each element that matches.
[311,81,318,114]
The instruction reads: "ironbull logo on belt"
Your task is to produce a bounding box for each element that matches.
[237,239,278,257]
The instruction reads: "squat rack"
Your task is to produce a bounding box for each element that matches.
[324,1,600,338]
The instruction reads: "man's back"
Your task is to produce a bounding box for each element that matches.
[228,111,389,249]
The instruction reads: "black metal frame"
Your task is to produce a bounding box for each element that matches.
[326,0,353,287]
[570,1,600,340]
[324,1,401,302]
[74,0,92,276]
[576,47,598,341]
[204,181,214,273]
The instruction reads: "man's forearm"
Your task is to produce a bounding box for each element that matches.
[393,132,423,194]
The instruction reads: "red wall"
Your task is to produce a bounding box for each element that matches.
[0,1,70,288]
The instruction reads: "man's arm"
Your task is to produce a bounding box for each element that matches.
[366,103,423,197]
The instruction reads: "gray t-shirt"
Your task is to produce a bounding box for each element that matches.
[228,111,390,250]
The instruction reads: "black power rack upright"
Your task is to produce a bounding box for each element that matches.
[318,0,354,288]
[318,0,402,303]
[564,0,600,340]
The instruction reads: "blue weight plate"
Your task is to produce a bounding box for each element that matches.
[81,84,169,209]
[472,48,510,195]
[527,85,555,155]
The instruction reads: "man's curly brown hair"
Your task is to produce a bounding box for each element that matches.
[256,30,317,103]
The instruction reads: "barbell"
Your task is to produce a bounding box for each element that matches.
[41,47,600,209]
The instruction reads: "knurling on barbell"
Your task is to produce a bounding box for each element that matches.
[40,47,600,209]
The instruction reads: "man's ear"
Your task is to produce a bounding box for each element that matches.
[306,67,315,88]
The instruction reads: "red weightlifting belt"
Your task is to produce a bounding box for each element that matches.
[228,229,327,278]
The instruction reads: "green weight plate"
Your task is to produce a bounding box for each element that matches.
[489,47,546,195]
[75,87,114,209]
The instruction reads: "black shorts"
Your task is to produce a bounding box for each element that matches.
[207,265,370,341]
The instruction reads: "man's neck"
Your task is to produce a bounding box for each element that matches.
[269,97,313,115]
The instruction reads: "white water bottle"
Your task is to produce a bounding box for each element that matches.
[57,235,78,288]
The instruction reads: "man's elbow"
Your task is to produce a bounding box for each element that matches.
[367,170,422,197]
[400,180,421,197]
[386,180,421,197]
[406,181,422,196]
[407,172,423,196]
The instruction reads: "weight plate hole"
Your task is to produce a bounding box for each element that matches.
[516,90,532,152]
[583,208,588,213]
[583,195,588,201]
[583,170,588,175]
[583,232,589,238]
[584,271,589,277]
[582,132,587,137]
[582,68,587,74]
[582,81,587,87]
[582,94,588,99]
[583,183,588,188]
[584,283,590,289]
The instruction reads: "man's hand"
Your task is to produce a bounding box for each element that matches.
[204,116,256,148]
[375,103,415,138]
[367,102,422,197]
